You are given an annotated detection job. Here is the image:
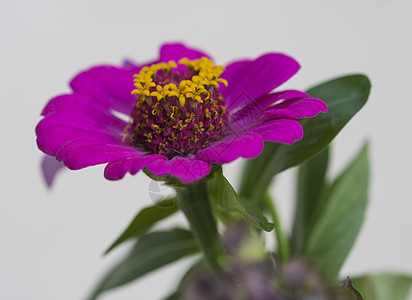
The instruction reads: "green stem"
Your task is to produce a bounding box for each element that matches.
[177,181,224,270]
[264,192,290,262]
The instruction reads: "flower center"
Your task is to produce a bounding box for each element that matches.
[125,57,229,159]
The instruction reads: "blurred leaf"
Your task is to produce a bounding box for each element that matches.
[292,146,330,254]
[302,142,370,280]
[208,169,274,232]
[104,199,178,254]
[334,277,364,300]
[264,192,290,261]
[240,74,371,202]
[162,259,205,300]
[351,273,412,300]
[162,291,180,300]
[88,228,198,300]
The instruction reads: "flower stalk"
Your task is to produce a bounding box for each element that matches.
[177,181,224,270]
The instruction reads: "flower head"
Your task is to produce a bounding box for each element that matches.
[36,43,327,184]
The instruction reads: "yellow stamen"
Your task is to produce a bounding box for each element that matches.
[131,57,227,107]
[170,106,178,119]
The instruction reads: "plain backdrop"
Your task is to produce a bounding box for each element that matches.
[1,0,411,299]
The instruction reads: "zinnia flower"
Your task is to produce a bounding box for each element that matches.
[36,43,327,184]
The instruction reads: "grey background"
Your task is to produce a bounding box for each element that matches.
[1,0,411,299]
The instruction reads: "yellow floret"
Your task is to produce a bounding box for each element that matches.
[132,57,227,106]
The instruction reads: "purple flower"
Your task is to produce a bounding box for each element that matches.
[36,43,327,184]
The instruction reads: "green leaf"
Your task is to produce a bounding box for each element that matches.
[208,169,274,232]
[302,142,370,280]
[292,146,329,254]
[88,228,198,300]
[104,199,178,254]
[351,273,412,300]
[240,74,371,202]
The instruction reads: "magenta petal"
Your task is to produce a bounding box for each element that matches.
[195,132,264,164]
[38,111,126,135]
[40,97,128,132]
[54,138,134,161]
[122,59,139,71]
[42,94,105,117]
[237,90,310,115]
[248,119,303,144]
[36,92,131,157]
[104,154,167,180]
[36,117,124,156]
[145,156,211,184]
[60,143,146,170]
[221,53,300,111]
[264,97,328,119]
[159,43,211,62]
[228,90,310,132]
[219,59,251,97]
[41,155,65,188]
[70,66,135,115]
[122,59,145,76]
[123,43,210,73]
